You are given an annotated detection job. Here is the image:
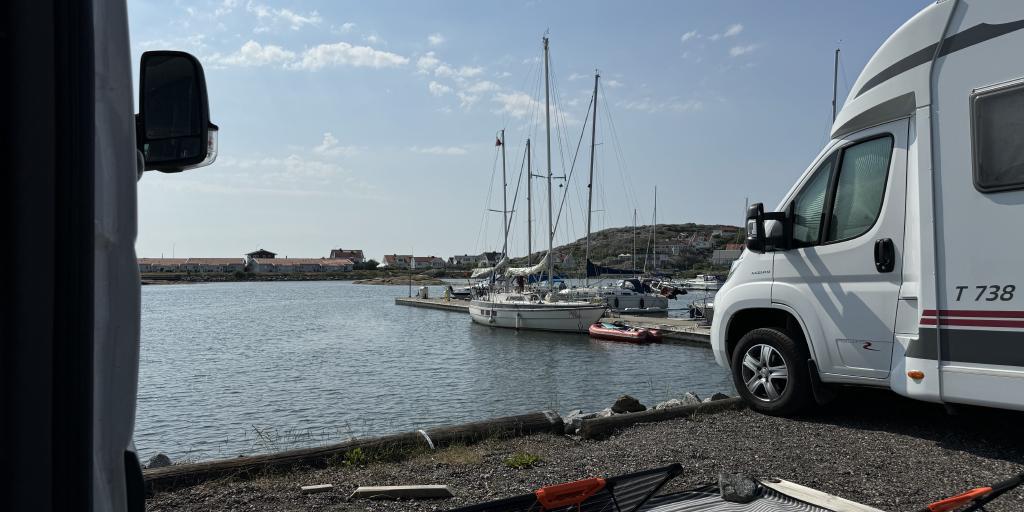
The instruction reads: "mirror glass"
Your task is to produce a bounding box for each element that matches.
[142,55,203,164]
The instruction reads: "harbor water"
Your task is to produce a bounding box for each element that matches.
[137,280,733,462]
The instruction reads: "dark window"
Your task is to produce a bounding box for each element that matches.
[972,82,1024,192]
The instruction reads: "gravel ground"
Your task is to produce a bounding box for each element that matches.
[147,389,1024,511]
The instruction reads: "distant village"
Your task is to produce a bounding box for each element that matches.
[137,227,745,275]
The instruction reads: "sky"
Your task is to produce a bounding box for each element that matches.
[129,0,931,261]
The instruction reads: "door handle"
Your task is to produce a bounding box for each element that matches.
[874,238,895,273]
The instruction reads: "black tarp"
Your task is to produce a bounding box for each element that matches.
[586,259,640,277]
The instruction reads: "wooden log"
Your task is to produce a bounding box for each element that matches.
[144,410,562,496]
[300,484,333,494]
[578,397,744,440]
[348,484,454,500]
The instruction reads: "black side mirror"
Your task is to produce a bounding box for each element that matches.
[137,51,218,172]
[745,203,766,253]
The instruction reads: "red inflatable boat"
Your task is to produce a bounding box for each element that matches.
[588,322,662,343]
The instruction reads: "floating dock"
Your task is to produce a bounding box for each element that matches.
[394,297,711,345]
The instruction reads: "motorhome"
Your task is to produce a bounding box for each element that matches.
[711,0,1024,414]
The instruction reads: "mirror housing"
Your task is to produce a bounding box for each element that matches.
[745,203,766,253]
[137,51,218,173]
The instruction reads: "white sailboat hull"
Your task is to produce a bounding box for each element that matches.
[469,300,606,333]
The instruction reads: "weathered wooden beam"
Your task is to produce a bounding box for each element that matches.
[144,410,562,496]
[300,484,333,494]
[348,484,454,500]
[578,397,744,440]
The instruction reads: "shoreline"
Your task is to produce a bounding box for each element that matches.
[144,388,1024,511]
[140,270,470,286]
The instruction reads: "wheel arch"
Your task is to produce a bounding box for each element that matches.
[724,306,817,364]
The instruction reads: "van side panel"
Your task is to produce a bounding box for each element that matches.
[930,1,1024,410]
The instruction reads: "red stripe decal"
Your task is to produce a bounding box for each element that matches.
[921,318,937,325]
[922,309,1024,319]
[923,309,938,317]
[933,318,1024,328]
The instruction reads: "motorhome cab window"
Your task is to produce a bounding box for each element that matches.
[791,155,834,247]
[826,136,892,242]
[972,81,1024,192]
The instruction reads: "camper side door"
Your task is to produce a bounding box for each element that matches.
[772,119,909,380]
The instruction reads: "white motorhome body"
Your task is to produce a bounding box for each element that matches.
[711,0,1024,413]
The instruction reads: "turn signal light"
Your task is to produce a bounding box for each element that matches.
[907,370,925,380]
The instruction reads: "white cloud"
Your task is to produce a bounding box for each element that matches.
[211,40,295,67]
[568,72,586,81]
[214,0,238,17]
[724,24,744,37]
[428,33,445,46]
[410,145,468,155]
[729,44,758,57]
[291,42,409,70]
[364,34,381,44]
[618,97,703,113]
[428,81,452,96]
[680,30,699,43]
[139,34,207,53]
[313,132,360,157]
[246,1,321,30]
[333,22,356,34]
[417,51,441,73]
[709,33,721,41]
[465,80,499,93]
[435,64,483,78]
[605,79,624,88]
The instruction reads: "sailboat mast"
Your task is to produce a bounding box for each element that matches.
[526,138,532,265]
[652,187,657,275]
[584,71,599,287]
[632,209,637,275]
[544,36,554,290]
[500,129,508,260]
[831,47,840,122]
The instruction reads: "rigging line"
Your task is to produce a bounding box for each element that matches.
[474,146,503,254]
[600,86,640,218]
[504,141,530,246]
[553,92,593,239]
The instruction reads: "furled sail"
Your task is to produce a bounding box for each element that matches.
[504,252,550,277]
[470,256,509,279]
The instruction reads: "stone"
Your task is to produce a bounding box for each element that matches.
[681,392,702,405]
[719,473,758,504]
[653,398,686,410]
[147,453,172,469]
[562,409,598,435]
[710,392,730,401]
[611,395,646,414]
[595,407,614,418]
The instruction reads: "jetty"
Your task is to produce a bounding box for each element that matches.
[394,297,711,345]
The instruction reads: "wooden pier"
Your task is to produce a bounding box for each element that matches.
[394,297,711,345]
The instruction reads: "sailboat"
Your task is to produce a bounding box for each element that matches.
[554,73,673,317]
[469,36,606,333]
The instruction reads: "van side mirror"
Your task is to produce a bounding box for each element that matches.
[745,203,766,253]
[137,51,218,172]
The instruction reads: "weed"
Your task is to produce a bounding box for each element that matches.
[504,452,541,469]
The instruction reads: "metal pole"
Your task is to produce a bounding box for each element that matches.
[584,71,599,288]
[526,138,532,266]
[544,36,554,291]
[632,209,637,275]
[652,187,657,275]
[831,47,840,123]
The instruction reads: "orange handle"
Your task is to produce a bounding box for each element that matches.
[535,477,606,509]
[926,486,992,512]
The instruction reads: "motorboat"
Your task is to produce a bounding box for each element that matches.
[588,321,662,343]
[681,274,722,290]
[558,279,671,316]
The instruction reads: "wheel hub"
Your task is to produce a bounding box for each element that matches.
[740,343,789,402]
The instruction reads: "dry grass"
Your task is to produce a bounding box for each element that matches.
[433,445,484,466]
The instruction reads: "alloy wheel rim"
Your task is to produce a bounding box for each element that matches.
[740,344,789,402]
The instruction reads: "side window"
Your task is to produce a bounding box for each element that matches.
[826,136,893,242]
[972,82,1024,192]
[790,155,834,247]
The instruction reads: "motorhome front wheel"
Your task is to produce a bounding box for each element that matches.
[730,328,812,415]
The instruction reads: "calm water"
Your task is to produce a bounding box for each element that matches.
[137,281,733,461]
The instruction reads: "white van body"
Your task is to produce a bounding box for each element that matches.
[711,0,1024,412]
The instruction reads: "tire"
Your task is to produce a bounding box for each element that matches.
[730,327,812,416]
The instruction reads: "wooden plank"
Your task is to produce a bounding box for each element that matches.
[300,484,333,494]
[349,484,453,500]
[578,397,744,440]
[144,410,562,496]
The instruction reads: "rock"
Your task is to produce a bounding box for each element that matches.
[719,473,759,503]
[611,395,646,414]
[147,453,172,469]
[654,398,686,410]
[710,392,730,401]
[681,392,702,405]
[595,407,614,418]
[562,409,597,435]
[702,397,713,403]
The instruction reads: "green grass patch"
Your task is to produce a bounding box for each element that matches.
[504,452,541,469]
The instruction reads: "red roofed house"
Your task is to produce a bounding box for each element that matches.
[329,248,364,263]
